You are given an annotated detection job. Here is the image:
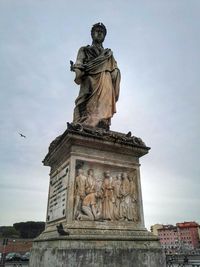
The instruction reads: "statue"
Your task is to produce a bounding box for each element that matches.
[71,23,121,129]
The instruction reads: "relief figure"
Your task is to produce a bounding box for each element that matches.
[77,169,101,221]
[128,171,138,222]
[74,168,87,219]
[119,172,135,221]
[95,176,103,214]
[77,192,101,221]
[102,171,117,220]
[113,173,122,219]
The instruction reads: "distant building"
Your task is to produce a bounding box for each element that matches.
[177,222,199,250]
[150,224,163,236]
[0,239,32,254]
[158,225,179,250]
[151,221,200,252]
[198,225,200,240]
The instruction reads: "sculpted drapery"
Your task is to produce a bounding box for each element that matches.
[120,173,135,221]
[102,172,116,221]
[72,23,121,128]
[74,168,138,222]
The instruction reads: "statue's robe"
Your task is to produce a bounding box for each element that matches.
[102,177,116,220]
[73,45,120,127]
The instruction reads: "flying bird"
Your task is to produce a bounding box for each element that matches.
[19,133,26,138]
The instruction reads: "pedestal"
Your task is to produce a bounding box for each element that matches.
[29,123,166,267]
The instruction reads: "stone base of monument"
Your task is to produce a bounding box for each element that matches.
[30,232,165,267]
[29,123,166,267]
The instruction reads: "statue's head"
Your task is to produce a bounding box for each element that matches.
[121,172,128,179]
[87,168,94,176]
[116,173,121,180]
[91,23,107,43]
[77,168,83,175]
[104,170,110,178]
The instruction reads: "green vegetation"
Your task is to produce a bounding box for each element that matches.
[14,221,45,238]
[0,226,20,238]
[0,221,45,239]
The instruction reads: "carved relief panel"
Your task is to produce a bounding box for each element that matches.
[47,165,69,222]
[73,160,139,222]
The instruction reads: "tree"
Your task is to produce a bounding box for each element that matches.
[13,221,45,238]
[0,226,20,238]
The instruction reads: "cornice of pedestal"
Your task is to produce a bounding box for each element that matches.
[43,122,150,167]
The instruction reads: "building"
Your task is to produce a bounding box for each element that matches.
[0,239,32,254]
[150,224,163,236]
[177,222,199,250]
[158,225,179,251]
[198,225,200,240]
[151,221,200,252]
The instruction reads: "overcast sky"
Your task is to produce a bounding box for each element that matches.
[0,0,199,229]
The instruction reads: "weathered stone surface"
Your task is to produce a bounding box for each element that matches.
[71,23,120,129]
[42,123,148,229]
[30,124,166,266]
[29,22,166,266]
[30,238,166,267]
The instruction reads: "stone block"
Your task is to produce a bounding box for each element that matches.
[29,124,166,267]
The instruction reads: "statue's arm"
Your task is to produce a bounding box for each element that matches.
[73,47,86,85]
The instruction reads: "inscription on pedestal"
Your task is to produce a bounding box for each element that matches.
[47,165,69,222]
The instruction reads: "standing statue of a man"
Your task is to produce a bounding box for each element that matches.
[71,23,121,129]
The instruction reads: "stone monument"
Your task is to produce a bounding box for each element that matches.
[29,23,166,267]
